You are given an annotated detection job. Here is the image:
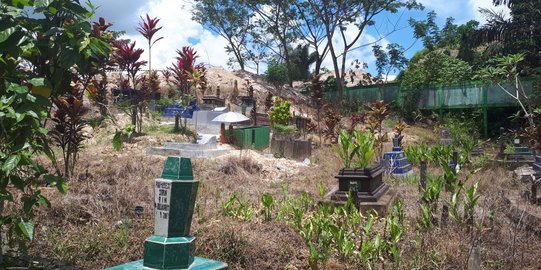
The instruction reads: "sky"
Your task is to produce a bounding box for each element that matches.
[89,0,509,77]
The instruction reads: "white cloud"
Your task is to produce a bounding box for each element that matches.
[417,0,462,18]
[319,23,389,76]
[111,0,230,71]
[467,0,510,23]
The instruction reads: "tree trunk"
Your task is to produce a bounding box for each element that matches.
[0,199,4,266]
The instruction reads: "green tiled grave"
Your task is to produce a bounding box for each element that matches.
[106,157,227,270]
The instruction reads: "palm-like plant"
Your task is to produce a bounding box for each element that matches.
[136,14,163,73]
[476,0,541,67]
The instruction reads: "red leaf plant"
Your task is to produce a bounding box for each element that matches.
[137,14,163,71]
[168,46,206,95]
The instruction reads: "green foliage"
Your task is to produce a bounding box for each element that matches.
[155,97,175,106]
[476,0,541,69]
[221,193,254,221]
[372,43,408,83]
[269,97,291,126]
[335,129,375,169]
[289,44,316,81]
[399,51,472,120]
[192,0,252,70]
[353,131,376,169]
[260,193,274,221]
[1,81,67,242]
[273,124,297,134]
[112,124,136,151]
[0,0,106,247]
[265,64,289,89]
[324,76,337,92]
[335,130,359,168]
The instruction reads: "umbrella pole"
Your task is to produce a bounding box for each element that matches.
[220,123,226,144]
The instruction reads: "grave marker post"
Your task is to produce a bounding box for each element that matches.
[106,157,228,270]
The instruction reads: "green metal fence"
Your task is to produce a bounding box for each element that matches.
[324,79,537,136]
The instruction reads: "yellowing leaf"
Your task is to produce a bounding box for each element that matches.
[31,86,52,98]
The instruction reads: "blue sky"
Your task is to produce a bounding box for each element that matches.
[89,0,509,76]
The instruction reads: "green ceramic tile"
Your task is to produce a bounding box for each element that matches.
[161,157,193,180]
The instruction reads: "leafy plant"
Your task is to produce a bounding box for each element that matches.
[50,95,88,178]
[261,193,274,221]
[112,124,136,151]
[0,0,105,254]
[137,14,164,72]
[273,123,297,134]
[353,131,376,169]
[366,100,389,160]
[221,193,254,221]
[112,40,147,132]
[463,182,480,225]
[265,63,289,90]
[322,108,341,143]
[335,130,359,168]
[269,97,292,126]
[335,129,375,169]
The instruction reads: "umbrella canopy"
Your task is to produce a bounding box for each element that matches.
[211,111,250,123]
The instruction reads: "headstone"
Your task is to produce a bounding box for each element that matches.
[381,134,412,176]
[439,128,453,145]
[419,160,427,192]
[534,150,541,172]
[441,203,449,226]
[105,157,227,270]
[471,132,484,156]
[467,247,481,270]
[449,151,458,173]
[496,128,534,165]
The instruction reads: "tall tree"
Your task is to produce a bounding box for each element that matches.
[244,0,298,86]
[315,0,421,98]
[192,0,252,70]
[372,43,408,83]
[289,44,317,81]
[291,0,330,75]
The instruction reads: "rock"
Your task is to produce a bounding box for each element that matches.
[276,164,287,171]
[467,246,481,270]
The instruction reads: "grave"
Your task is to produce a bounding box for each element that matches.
[106,157,228,270]
[534,151,541,172]
[439,128,453,145]
[201,96,225,110]
[146,134,230,158]
[496,127,534,166]
[381,135,412,176]
[471,132,484,156]
[323,164,396,215]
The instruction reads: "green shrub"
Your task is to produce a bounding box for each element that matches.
[324,76,337,92]
[155,97,174,106]
[273,124,297,134]
[335,129,375,168]
[265,64,289,88]
[269,97,291,126]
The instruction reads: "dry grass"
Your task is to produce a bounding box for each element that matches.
[2,122,539,270]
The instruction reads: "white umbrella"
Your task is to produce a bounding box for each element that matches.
[211,111,250,123]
